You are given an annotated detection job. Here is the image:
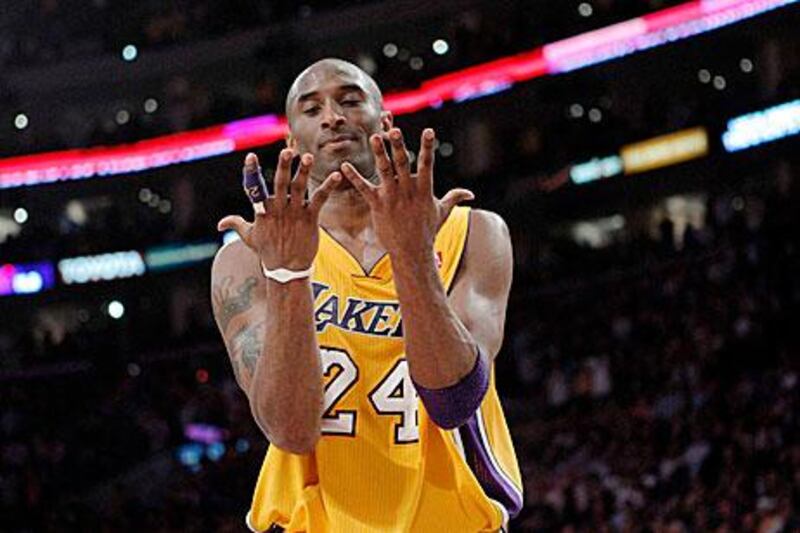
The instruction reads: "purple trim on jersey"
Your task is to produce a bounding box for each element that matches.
[458,411,523,518]
[413,348,489,429]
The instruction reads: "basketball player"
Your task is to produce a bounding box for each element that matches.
[211,58,522,532]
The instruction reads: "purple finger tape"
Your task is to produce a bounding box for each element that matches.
[242,164,268,204]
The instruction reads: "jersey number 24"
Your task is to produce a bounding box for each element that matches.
[320,347,419,444]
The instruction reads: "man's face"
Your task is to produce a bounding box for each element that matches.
[287,66,388,185]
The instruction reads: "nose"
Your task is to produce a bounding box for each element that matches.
[320,100,346,130]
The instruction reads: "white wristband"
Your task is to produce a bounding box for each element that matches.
[260,261,314,284]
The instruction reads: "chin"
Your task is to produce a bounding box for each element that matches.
[319,158,345,178]
[321,154,367,176]
[345,156,374,176]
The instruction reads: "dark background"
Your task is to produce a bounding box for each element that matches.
[1,0,798,531]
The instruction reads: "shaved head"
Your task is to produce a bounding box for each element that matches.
[285,58,383,119]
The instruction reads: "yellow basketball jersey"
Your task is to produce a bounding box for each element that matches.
[246,206,523,533]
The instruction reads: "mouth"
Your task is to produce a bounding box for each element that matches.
[320,134,359,150]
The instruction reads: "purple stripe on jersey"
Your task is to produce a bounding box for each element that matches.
[458,412,523,518]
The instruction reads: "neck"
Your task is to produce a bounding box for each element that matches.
[316,181,373,239]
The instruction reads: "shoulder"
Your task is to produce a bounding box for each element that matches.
[469,209,509,240]
[451,208,512,289]
[212,238,260,280]
[466,209,512,258]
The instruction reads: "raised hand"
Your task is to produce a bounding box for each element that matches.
[218,149,341,270]
[339,128,474,259]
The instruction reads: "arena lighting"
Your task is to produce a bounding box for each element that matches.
[207,442,225,461]
[0,0,795,190]
[13,207,29,224]
[176,443,203,469]
[2,238,225,297]
[0,116,285,189]
[58,251,146,285]
[144,241,220,272]
[107,300,125,319]
[383,43,399,58]
[543,0,799,73]
[621,127,709,174]
[570,155,624,184]
[14,113,29,130]
[184,423,228,445]
[235,438,250,453]
[121,44,138,62]
[143,98,159,113]
[0,262,55,296]
[222,230,241,245]
[722,99,800,152]
[432,39,449,55]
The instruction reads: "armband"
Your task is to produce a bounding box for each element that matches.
[413,348,489,429]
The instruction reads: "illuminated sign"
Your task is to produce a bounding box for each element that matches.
[0,262,56,296]
[621,127,708,174]
[544,0,797,73]
[145,242,220,272]
[58,251,146,285]
[2,0,797,189]
[570,155,624,184]
[722,99,800,152]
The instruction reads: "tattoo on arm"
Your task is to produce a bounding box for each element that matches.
[231,321,266,386]
[212,275,259,332]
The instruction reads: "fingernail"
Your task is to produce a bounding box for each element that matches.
[424,129,434,140]
[391,130,401,140]
[302,153,313,165]
[331,172,341,181]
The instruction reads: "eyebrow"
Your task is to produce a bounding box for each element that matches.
[297,84,367,105]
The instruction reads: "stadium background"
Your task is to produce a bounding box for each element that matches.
[0,0,798,531]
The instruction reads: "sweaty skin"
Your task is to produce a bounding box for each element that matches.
[211,58,513,455]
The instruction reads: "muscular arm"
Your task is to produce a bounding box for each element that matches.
[391,209,513,390]
[211,241,323,454]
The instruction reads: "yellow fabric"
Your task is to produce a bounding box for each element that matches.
[247,206,523,533]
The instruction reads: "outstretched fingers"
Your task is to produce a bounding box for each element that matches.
[290,153,314,211]
[272,148,295,211]
[388,128,412,191]
[340,162,378,204]
[417,128,436,192]
[308,171,342,213]
[370,134,396,191]
[242,152,268,213]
